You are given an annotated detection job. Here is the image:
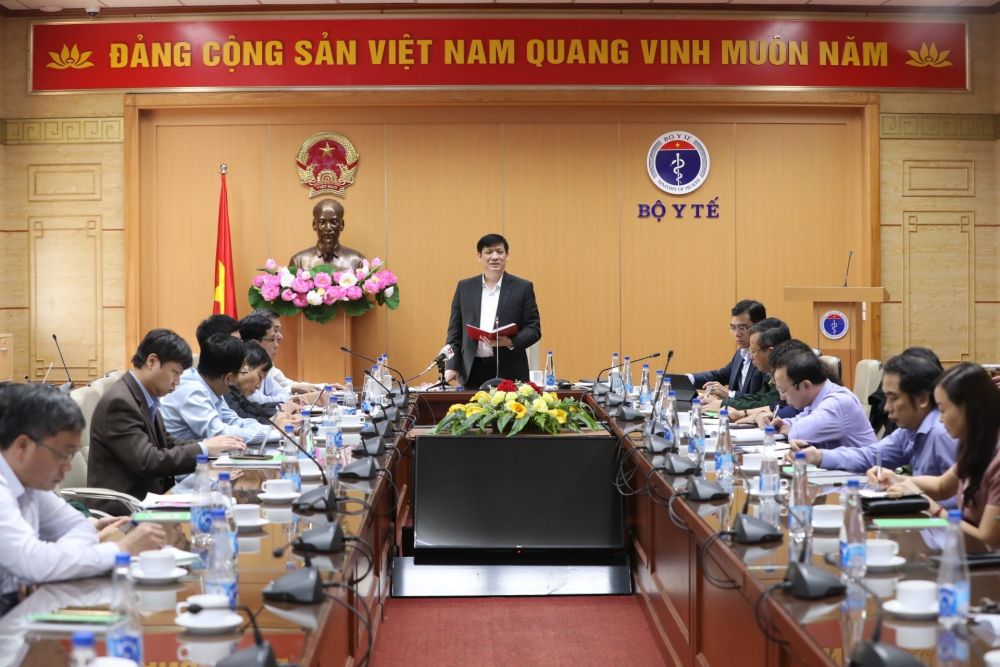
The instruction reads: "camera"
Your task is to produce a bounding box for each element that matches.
[85,5,100,17]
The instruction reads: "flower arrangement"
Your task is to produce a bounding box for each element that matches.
[248,258,400,323]
[433,380,599,437]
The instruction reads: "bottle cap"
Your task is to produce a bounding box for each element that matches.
[345,376,352,382]
[211,508,226,519]
[301,407,311,415]
[115,552,131,567]
[642,364,649,369]
[196,454,208,464]
[218,472,230,481]
[794,451,806,460]
[691,398,701,405]
[72,631,95,648]
[323,384,333,391]
[764,425,776,434]
[847,479,860,488]
[668,390,677,397]
[947,509,962,522]
[284,423,295,432]
[719,408,729,417]
[624,356,631,360]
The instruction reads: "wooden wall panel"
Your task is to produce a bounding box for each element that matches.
[903,211,973,363]
[385,123,502,384]
[503,122,619,381]
[735,116,864,352]
[30,216,101,382]
[0,231,28,308]
[620,121,735,375]
[27,163,101,201]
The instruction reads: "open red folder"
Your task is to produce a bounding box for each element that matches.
[466,322,519,342]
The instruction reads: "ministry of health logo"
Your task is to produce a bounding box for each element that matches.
[647,132,710,196]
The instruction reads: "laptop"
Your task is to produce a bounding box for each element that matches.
[664,373,699,404]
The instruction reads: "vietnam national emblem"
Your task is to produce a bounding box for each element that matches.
[295,131,359,198]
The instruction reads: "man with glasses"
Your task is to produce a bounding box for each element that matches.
[88,329,244,515]
[766,342,876,449]
[693,299,767,399]
[239,309,325,405]
[0,384,166,615]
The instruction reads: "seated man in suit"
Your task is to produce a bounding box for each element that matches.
[791,349,958,499]
[196,313,241,342]
[0,384,165,615]
[767,342,877,449]
[160,333,294,444]
[239,309,324,404]
[693,299,767,399]
[88,329,243,514]
[443,233,542,389]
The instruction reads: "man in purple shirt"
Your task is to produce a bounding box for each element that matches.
[792,349,957,485]
[768,342,877,449]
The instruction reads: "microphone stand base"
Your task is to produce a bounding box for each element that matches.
[262,568,323,604]
[216,643,278,667]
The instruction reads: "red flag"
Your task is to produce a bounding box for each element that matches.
[212,167,238,318]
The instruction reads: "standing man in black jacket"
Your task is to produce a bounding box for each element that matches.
[444,234,542,389]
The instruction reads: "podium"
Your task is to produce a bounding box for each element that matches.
[784,286,887,389]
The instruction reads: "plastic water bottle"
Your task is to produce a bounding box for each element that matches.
[687,397,706,466]
[205,508,239,609]
[342,376,357,417]
[544,351,557,390]
[759,426,780,499]
[322,397,343,481]
[938,509,970,628]
[839,479,867,580]
[190,454,215,568]
[788,451,813,563]
[108,553,143,663]
[715,409,734,482]
[638,365,652,409]
[70,631,96,667]
[280,423,301,492]
[216,471,238,558]
[299,407,315,469]
[608,352,622,396]
[937,626,969,666]
[653,370,664,407]
[622,356,634,396]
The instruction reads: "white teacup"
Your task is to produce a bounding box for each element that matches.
[529,370,544,386]
[261,479,294,495]
[137,588,178,613]
[178,639,238,664]
[894,580,937,610]
[176,594,230,623]
[742,453,764,470]
[813,536,841,555]
[892,624,936,650]
[983,649,1000,667]
[340,410,362,428]
[866,538,899,565]
[138,550,175,577]
[233,503,260,523]
[812,505,844,527]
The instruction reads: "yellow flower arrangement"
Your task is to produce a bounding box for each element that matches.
[433,380,598,437]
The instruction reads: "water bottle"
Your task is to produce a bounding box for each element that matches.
[280,424,301,492]
[839,479,867,581]
[653,371,664,409]
[638,364,652,409]
[715,409,734,482]
[622,356,634,396]
[107,553,143,663]
[667,390,680,437]
[322,398,343,481]
[70,631,96,667]
[299,407,314,461]
[342,376,357,417]
[788,451,813,563]
[937,626,969,667]
[216,471,238,558]
[938,509,970,628]
[759,426,780,499]
[606,352,621,397]
[687,397,706,466]
[544,351,557,390]
[205,508,239,609]
[190,454,215,568]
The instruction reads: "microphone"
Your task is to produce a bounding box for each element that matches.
[647,350,674,419]
[188,604,277,667]
[593,352,661,402]
[414,344,454,377]
[264,539,323,604]
[51,334,73,392]
[340,347,408,408]
[267,417,336,515]
[732,486,783,544]
[362,370,399,423]
[843,249,854,287]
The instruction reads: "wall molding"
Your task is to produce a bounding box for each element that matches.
[880,113,998,141]
[3,117,123,144]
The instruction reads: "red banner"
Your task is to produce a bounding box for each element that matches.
[31,17,968,92]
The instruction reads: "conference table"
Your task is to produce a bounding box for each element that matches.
[3,391,1000,667]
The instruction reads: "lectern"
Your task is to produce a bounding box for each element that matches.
[784,286,887,389]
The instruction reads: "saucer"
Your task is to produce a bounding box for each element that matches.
[748,487,788,497]
[131,566,187,585]
[883,599,938,620]
[235,518,269,531]
[258,491,301,503]
[175,611,243,635]
[866,555,906,572]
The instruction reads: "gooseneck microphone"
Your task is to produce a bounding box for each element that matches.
[593,351,661,391]
[189,604,278,667]
[843,249,854,287]
[648,349,675,419]
[268,417,338,516]
[340,346,408,408]
[51,334,74,392]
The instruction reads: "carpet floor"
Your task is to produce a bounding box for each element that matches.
[369,595,665,666]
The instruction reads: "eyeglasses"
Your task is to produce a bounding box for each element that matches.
[775,382,800,397]
[729,324,751,333]
[34,440,80,464]
[261,336,278,343]
[749,346,772,356]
